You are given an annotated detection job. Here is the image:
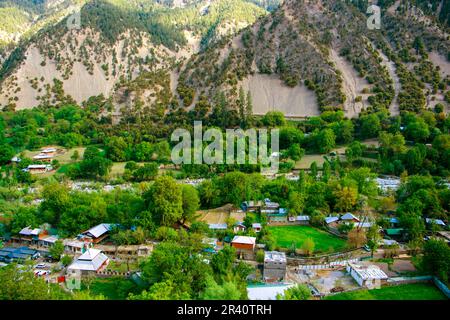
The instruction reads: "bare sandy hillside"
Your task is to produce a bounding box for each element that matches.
[241,73,320,117]
[429,51,450,77]
[329,49,371,118]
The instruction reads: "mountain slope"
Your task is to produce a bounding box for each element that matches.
[0,0,449,119]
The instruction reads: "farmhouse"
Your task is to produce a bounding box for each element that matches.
[67,248,109,275]
[263,251,287,282]
[346,263,388,287]
[231,236,256,251]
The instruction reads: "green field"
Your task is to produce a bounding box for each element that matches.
[267,225,347,253]
[326,283,447,300]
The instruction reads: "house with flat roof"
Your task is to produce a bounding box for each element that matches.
[346,263,388,287]
[247,284,295,300]
[67,248,109,275]
[263,251,287,282]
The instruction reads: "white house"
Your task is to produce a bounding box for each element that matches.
[346,263,388,287]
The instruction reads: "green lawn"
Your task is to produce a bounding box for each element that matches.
[326,283,447,300]
[82,277,141,300]
[267,225,347,253]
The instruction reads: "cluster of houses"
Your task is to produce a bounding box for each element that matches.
[14,147,58,174]
[325,213,374,229]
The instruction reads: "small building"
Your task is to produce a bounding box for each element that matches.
[13,226,47,245]
[340,213,360,223]
[354,222,374,229]
[325,216,339,227]
[209,223,228,231]
[247,284,295,300]
[425,218,446,227]
[0,247,40,263]
[263,251,287,282]
[346,263,388,287]
[67,248,109,275]
[64,239,88,254]
[295,216,310,225]
[41,148,57,154]
[23,164,53,174]
[233,222,247,233]
[231,236,256,251]
[241,201,263,213]
[252,223,262,233]
[38,235,59,248]
[79,223,115,244]
[33,154,54,163]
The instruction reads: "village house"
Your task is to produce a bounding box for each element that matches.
[252,223,262,233]
[231,236,256,251]
[241,200,263,213]
[346,263,389,287]
[263,251,287,282]
[38,235,59,248]
[340,213,360,224]
[11,226,47,245]
[325,216,339,228]
[67,248,109,276]
[23,164,53,174]
[78,223,115,244]
[233,222,247,233]
[0,246,40,263]
[425,218,446,228]
[293,215,310,225]
[64,239,89,254]
[208,223,228,231]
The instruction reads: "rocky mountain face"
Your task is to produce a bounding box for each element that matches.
[0,0,449,119]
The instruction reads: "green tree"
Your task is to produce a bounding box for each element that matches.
[276,284,311,300]
[181,185,200,223]
[200,277,242,300]
[49,240,65,261]
[422,239,450,284]
[316,128,336,154]
[366,225,381,258]
[106,136,129,161]
[145,176,183,226]
[360,114,381,139]
[0,143,15,165]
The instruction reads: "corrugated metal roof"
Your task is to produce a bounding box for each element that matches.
[232,236,256,245]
